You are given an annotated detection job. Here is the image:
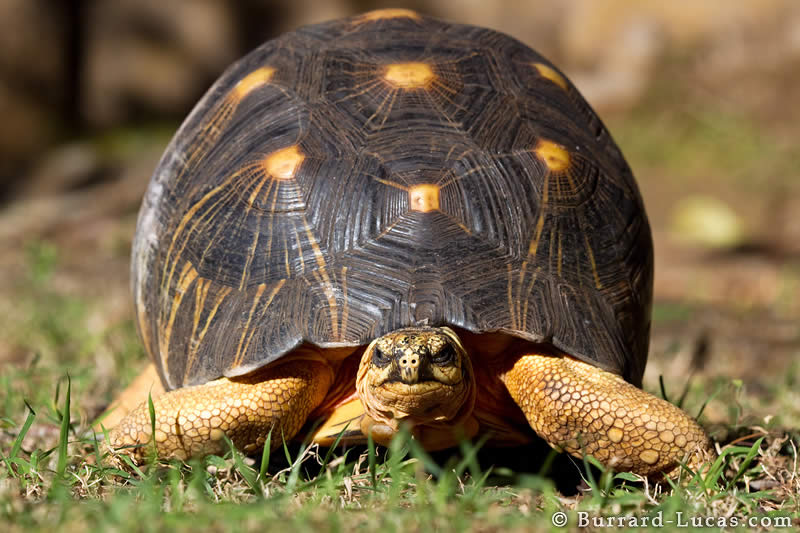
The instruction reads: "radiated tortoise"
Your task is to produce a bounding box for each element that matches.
[106,9,712,477]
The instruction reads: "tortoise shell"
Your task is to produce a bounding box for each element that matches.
[132,10,653,391]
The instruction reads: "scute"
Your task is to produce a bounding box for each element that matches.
[133,13,652,390]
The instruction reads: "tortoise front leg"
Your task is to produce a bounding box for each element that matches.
[499,352,713,476]
[108,351,333,461]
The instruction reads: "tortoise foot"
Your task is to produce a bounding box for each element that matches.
[108,353,333,461]
[501,352,713,477]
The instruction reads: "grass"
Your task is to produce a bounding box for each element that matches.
[0,393,797,532]
[1,243,798,532]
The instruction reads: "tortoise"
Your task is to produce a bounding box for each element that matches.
[106,9,712,476]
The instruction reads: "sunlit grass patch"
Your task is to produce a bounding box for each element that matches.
[1,362,798,532]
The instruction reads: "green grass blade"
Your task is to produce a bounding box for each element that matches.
[455,434,488,479]
[259,428,273,481]
[725,436,764,491]
[90,425,107,478]
[56,375,71,478]
[317,422,352,474]
[147,392,157,460]
[676,374,694,409]
[224,434,262,499]
[367,432,377,490]
[406,433,442,477]
[581,454,597,490]
[9,401,36,461]
[659,375,670,402]
[285,443,306,494]
[282,430,293,465]
[695,383,723,420]
[702,442,762,489]
[584,455,604,480]
[168,463,184,512]
[0,449,10,478]
[614,471,640,483]
[462,467,493,502]
[537,446,559,477]
[702,453,727,489]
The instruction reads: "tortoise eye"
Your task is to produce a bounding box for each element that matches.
[372,347,392,367]
[431,344,456,365]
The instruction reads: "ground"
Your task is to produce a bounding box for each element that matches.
[1,11,800,533]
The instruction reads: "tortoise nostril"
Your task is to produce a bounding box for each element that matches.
[400,356,419,367]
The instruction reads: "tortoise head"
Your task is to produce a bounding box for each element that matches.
[356,327,476,431]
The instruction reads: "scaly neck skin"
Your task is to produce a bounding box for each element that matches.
[355,327,477,432]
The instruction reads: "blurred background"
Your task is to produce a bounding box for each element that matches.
[1,0,798,442]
